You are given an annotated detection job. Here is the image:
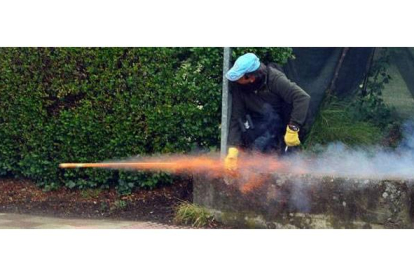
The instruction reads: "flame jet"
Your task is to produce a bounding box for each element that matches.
[59,156,227,177]
[59,154,289,176]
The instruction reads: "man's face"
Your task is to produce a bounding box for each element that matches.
[236,75,263,92]
[236,75,256,85]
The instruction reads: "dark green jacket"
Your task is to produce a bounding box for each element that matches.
[228,64,311,147]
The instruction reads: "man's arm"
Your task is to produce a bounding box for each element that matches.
[227,85,246,147]
[269,69,310,126]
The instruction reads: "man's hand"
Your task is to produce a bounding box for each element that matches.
[284,125,301,147]
[224,147,239,171]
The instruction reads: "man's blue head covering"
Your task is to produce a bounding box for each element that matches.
[226,53,260,81]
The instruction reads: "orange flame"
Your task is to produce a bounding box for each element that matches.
[59,153,292,193]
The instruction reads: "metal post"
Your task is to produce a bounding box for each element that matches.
[220,47,232,159]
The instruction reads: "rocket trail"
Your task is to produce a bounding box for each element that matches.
[59,156,228,176]
[59,154,289,177]
[59,162,176,169]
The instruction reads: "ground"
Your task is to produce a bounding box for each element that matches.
[0,212,185,229]
[0,177,199,228]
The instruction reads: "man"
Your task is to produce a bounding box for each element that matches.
[224,53,310,171]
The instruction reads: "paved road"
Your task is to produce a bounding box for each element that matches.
[0,213,184,229]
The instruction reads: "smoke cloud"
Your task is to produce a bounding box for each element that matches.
[286,120,414,180]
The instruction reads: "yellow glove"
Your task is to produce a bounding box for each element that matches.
[284,125,301,147]
[224,147,239,171]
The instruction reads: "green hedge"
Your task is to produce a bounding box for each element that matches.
[0,47,292,192]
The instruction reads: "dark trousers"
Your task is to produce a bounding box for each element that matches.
[241,108,285,154]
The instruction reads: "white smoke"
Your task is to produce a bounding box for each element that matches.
[287,120,414,179]
[288,178,311,212]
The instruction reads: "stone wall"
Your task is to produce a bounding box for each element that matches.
[193,174,414,229]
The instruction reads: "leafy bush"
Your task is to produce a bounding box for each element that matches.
[349,48,396,129]
[304,96,383,149]
[0,47,293,192]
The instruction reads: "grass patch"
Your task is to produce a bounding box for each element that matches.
[174,202,215,228]
[110,200,128,211]
[304,96,383,149]
[80,189,102,199]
